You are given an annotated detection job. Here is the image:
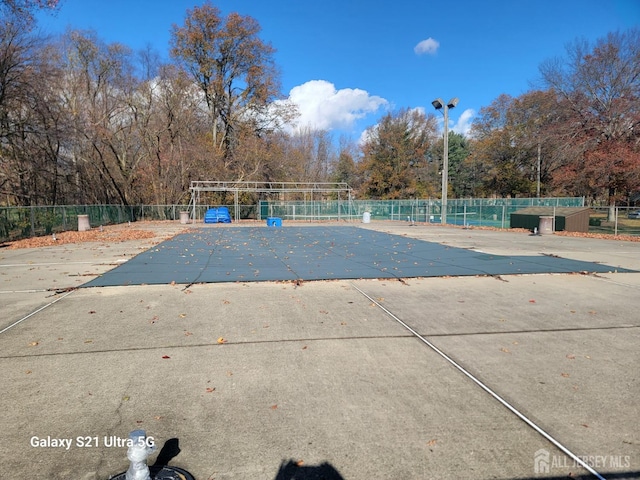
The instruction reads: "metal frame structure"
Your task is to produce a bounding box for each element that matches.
[188,181,353,222]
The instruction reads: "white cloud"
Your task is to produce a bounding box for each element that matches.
[358,124,376,147]
[432,108,476,137]
[414,37,440,55]
[452,108,475,136]
[285,80,388,132]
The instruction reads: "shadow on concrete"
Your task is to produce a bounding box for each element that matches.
[274,459,345,479]
[151,437,181,468]
[149,437,196,479]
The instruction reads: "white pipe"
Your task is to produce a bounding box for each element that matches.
[125,430,156,480]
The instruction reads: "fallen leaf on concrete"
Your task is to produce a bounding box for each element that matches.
[561,372,570,378]
[25,370,32,374]
[529,299,536,303]
[296,460,304,467]
[205,387,215,393]
[217,337,227,344]
[427,439,437,447]
[29,341,39,347]
[84,339,93,344]
[566,354,576,360]
[6,225,165,249]
[500,347,511,354]
[270,404,278,410]
[162,355,171,359]
[555,231,640,242]
[88,310,96,314]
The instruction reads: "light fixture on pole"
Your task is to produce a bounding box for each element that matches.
[432,97,458,225]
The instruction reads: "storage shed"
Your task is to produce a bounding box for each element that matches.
[510,207,592,233]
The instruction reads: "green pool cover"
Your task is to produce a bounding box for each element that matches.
[83,226,633,287]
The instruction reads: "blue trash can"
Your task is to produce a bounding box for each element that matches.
[266,217,282,227]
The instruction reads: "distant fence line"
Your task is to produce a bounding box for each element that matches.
[1,198,587,243]
[259,197,585,226]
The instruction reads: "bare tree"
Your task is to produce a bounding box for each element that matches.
[0,20,68,205]
[0,0,60,27]
[133,63,209,204]
[57,29,143,205]
[469,90,568,197]
[540,28,640,213]
[170,2,286,160]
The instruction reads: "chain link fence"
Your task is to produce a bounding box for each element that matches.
[0,205,189,243]
[6,197,637,244]
[259,197,584,226]
[588,206,640,237]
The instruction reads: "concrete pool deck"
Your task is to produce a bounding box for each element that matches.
[1,221,638,479]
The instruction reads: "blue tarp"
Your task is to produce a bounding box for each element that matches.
[204,207,231,223]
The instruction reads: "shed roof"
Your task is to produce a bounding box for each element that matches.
[512,207,591,217]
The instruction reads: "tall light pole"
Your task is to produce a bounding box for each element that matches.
[432,97,458,224]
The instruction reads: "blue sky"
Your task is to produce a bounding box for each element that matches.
[36,0,640,141]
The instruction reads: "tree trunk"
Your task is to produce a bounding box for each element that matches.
[608,187,616,222]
